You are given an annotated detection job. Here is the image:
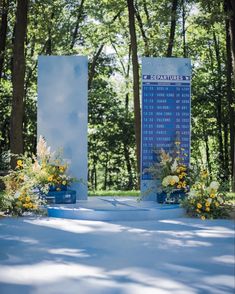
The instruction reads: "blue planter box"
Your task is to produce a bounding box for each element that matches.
[45,190,76,204]
[157,190,185,204]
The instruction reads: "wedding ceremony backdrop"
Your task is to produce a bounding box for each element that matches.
[37,55,191,200]
[38,56,88,199]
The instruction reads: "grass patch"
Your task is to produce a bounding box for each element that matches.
[225,192,235,204]
[88,190,140,197]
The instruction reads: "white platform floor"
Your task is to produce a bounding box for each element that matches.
[47,197,184,221]
[0,216,234,294]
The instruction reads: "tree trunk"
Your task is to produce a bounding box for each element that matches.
[166,0,178,57]
[224,122,230,181]
[88,44,104,90]
[203,124,211,174]
[127,0,141,182]
[124,144,133,189]
[0,0,9,80]
[182,0,187,57]
[224,0,235,190]
[135,3,150,56]
[70,0,85,50]
[212,31,225,177]
[10,0,28,168]
[226,0,235,191]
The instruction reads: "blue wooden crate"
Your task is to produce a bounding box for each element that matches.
[157,190,185,204]
[45,190,76,204]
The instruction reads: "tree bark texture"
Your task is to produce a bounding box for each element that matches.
[127,0,141,181]
[224,0,235,190]
[166,0,178,57]
[70,0,85,49]
[0,0,9,80]
[10,0,28,167]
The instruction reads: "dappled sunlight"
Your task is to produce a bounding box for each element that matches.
[48,248,90,258]
[164,238,211,248]
[213,255,235,265]
[0,217,234,293]
[0,235,38,245]
[25,218,125,234]
[195,228,234,238]
[108,268,197,294]
[0,261,197,293]
[0,261,106,284]
[203,275,235,289]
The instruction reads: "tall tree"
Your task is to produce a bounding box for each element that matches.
[166,0,178,57]
[10,0,28,167]
[0,0,9,80]
[70,0,85,50]
[127,0,141,180]
[224,0,235,191]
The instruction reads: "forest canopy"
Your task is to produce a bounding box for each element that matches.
[0,0,234,191]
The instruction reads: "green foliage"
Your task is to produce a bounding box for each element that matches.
[0,0,234,192]
[88,190,140,196]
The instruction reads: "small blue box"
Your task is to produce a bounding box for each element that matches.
[45,190,76,204]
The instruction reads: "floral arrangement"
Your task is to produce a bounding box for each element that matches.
[146,140,190,201]
[0,136,76,216]
[181,170,232,220]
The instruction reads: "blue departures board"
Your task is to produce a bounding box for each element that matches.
[141,58,191,200]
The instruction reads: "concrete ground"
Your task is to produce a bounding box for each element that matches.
[0,216,234,294]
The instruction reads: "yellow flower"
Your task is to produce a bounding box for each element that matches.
[28,202,33,208]
[196,209,201,213]
[210,193,215,198]
[56,187,61,191]
[197,203,202,209]
[23,203,29,208]
[177,184,182,189]
[62,180,67,185]
[48,176,53,182]
[182,182,186,188]
[201,216,206,220]
[205,201,210,207]
[200,170,208,178]
[170,179,175,186]
[59,166,65,172]
[176,169,181,174]
[32,204,38,210]
[179,174,183,179]
[205,207,210,212]
[17,160,23,167]
[25,196,31,202]
[19,174,24,180]
[215,202,219,207]
[18,196,23,201]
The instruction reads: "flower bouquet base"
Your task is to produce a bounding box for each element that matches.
[45,190,76,204]
[49,184,67,192]
[157,190,186,204]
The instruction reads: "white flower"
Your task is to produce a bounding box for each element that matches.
[209,181,220,191]
[171,159,178,173]
[172,175,179,183]
[32,160,41,172]
[162,176,171,187]
[207,198,212,204]
[160,149,172,165]
[37,136,51,160]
